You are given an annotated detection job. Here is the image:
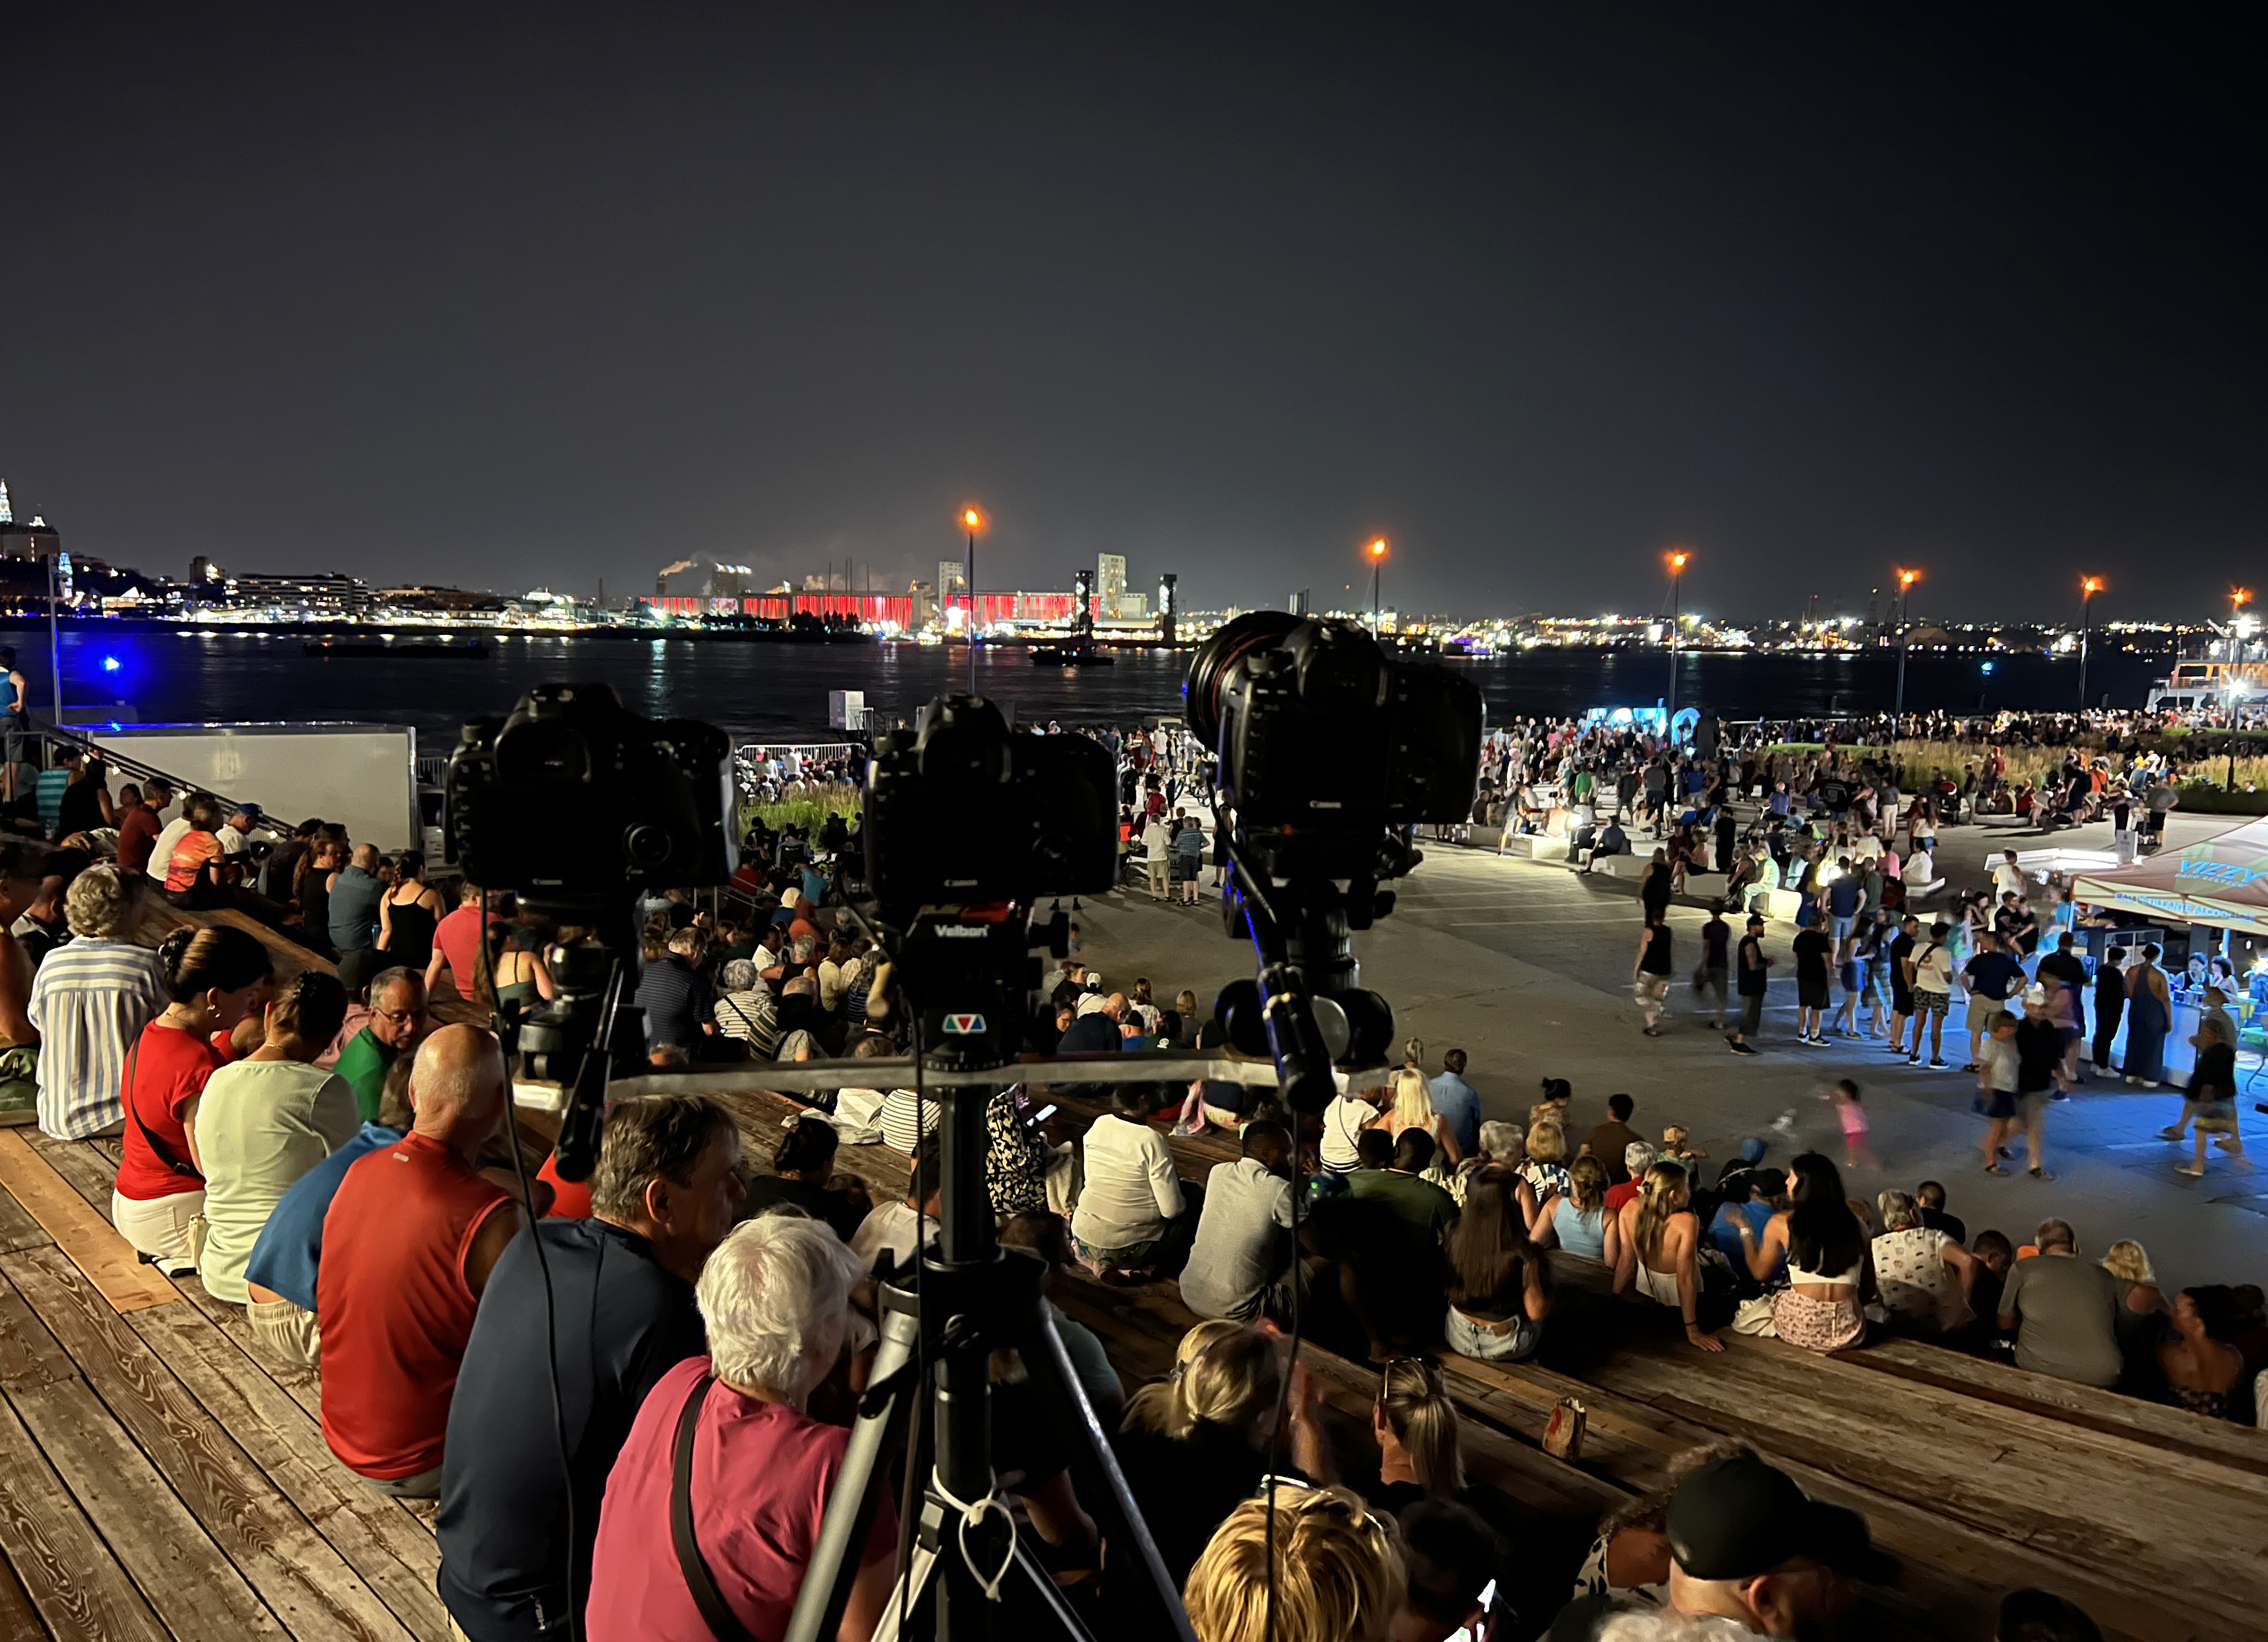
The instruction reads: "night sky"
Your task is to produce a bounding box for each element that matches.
[3,6,2260,622]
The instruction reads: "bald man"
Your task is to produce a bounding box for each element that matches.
[316,1026,524,1497]
[330,842,387,992]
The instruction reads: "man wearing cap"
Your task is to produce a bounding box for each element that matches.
[216,802,264,864]
[1549,1451,1896,1639]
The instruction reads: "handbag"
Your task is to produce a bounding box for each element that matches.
[671,1374,758,1642]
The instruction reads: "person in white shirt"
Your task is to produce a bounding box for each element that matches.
[1991,850,2026,901]
[1318,1085,1382,1175]
[1141,814,1171,901]
[846,1132,941,1273]
[1179,1123,1297,1320]
[1069,1087,1184,1276]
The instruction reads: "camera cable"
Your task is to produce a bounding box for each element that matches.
[480,894,584,1642]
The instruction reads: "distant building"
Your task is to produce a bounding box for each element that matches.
[1289,589,1310,617]
[709,564,752,598]
[1097,553,1127,619]
[232,573,376,615]
[0,481,60,563]
[189,555,228,585]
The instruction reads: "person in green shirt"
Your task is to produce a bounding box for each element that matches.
[332,968,429,1123]
[1345,1128,1460,1244]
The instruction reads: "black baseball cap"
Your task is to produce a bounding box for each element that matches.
[1666,1456,1900,1586]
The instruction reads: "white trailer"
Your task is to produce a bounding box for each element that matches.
[84,721,426,854]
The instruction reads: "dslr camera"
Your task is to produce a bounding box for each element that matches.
[863,696,1118,922]
[863,697,1118,1071]
[445,683,734,902]
[1185,612,1484,879]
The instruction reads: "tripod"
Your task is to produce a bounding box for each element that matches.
[783,912,1199,1642]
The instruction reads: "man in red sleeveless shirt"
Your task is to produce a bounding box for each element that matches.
[318,1023,523,1495]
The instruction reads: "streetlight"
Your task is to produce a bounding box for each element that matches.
[959,505,986,694]
[1664,549,1691,731]
[1891,567,1921,732]
[1366,537,1389,634]
[2077,576,2103,712]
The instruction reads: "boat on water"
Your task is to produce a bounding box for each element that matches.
[2145,621,2268,714]
[303,639,488,659]
[1030,637,1115,667]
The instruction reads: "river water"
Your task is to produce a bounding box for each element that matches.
[38,629,2169,752]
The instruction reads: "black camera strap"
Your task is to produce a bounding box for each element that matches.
[670,1373,757,1642]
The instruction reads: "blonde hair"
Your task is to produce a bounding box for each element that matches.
[1632,1160,1689,1265]
[1378,1357,1464,1497]
[1661,1124,1689,1149]
[2102,1239,2155,1285]
[1526,1119,1567,1166]
[65,864,144,939]
[1389,1069,1435,1132]
[1120,1321,1282,1440]
[1183,1486,1405,1642]
[1567,1154,1609,1210]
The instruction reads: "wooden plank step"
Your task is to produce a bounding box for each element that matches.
[0,1132,177,1314]
[1567,1336,2267,1639]
[127,1295,448,1639]
[4,1246,416,1642]
[1832,1334,2268,1478]
[0,1392,173,1642]
[0,1168,54,1258]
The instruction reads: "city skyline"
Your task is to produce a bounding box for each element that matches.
[3,8,2261,621]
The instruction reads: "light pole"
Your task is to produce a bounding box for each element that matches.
[2231,587,2252,770]
[2077,576,2102,713]
[1891,567,1921,738]
[960,506,985,695]
[1664,549,1689,732]
[1367,537,1388,634]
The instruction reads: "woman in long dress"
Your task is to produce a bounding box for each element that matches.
[2123,943,2172,1089]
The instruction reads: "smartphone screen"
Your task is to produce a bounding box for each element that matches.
[1030,1104,1057,1124]
[1444,1579,1497,1642]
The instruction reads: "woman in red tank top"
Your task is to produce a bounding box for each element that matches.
[112,925,271,1275]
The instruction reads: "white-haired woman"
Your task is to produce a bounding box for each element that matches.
[586,1216,895,1642]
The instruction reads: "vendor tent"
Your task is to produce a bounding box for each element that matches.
[2071,815,2268,935]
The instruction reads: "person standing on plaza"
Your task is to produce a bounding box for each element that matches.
[1883,913,1919,1057]
[1960,931,2026,1073]
[1908,920,1956,1068]
[2123,943,2173,1088]
[1698,899,1731,1030]
[2013,986,2070,1181]
[1790,919,1832,1047]
[2090,945,2128,1076]
[1727,913,1771,1055]
[2035,931,2090,1083]
[1141,810,1170,901]
[1632,915,1674,1036]
[1976,1010,2022,1176]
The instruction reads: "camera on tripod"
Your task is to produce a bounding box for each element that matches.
[863,696,1118,1070]
[1186,611,1483,879]
[1185,613,1483,1108]
[445,682,734,900]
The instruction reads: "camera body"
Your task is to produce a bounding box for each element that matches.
[1186,613,1483,877]
[864,696,1118,922]
[446,683,733,900]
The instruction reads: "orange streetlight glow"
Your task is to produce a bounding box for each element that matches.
[1368,537,1389,559]
[960,506,987,533]
[2235,587,2252,611]
[1666,549,1690,573]
[2081,576,2104,597]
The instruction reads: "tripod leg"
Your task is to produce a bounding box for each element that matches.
[1015,1298,1200,1642]
[865,1542,941,1642]
[1009,1539,1103,1642]
[783,1285,923,1642]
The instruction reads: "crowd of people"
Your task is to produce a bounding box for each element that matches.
[0,720,2234,1642]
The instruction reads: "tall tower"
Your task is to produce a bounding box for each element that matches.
[1072,567,1095,634]
[1157,573,1178,645]
[1096,553,1127,620]
[0,480,11,524]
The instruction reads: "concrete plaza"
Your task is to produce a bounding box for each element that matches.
[1072,811,2268,1287]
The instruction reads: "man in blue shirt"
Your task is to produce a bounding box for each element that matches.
[1708,1167,1788,1296]
[439,1094,745,1642]
[1428,1049,1481,1156]
[1826,858,1863,955]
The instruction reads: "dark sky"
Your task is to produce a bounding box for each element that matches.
[3,5,2261,622]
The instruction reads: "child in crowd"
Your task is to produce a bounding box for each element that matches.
[1659,1125,1706,1171]
[1826,1078,1873,1170]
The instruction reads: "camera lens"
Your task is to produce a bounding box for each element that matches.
[623,823,673,867]
[1184,611,1301,747]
